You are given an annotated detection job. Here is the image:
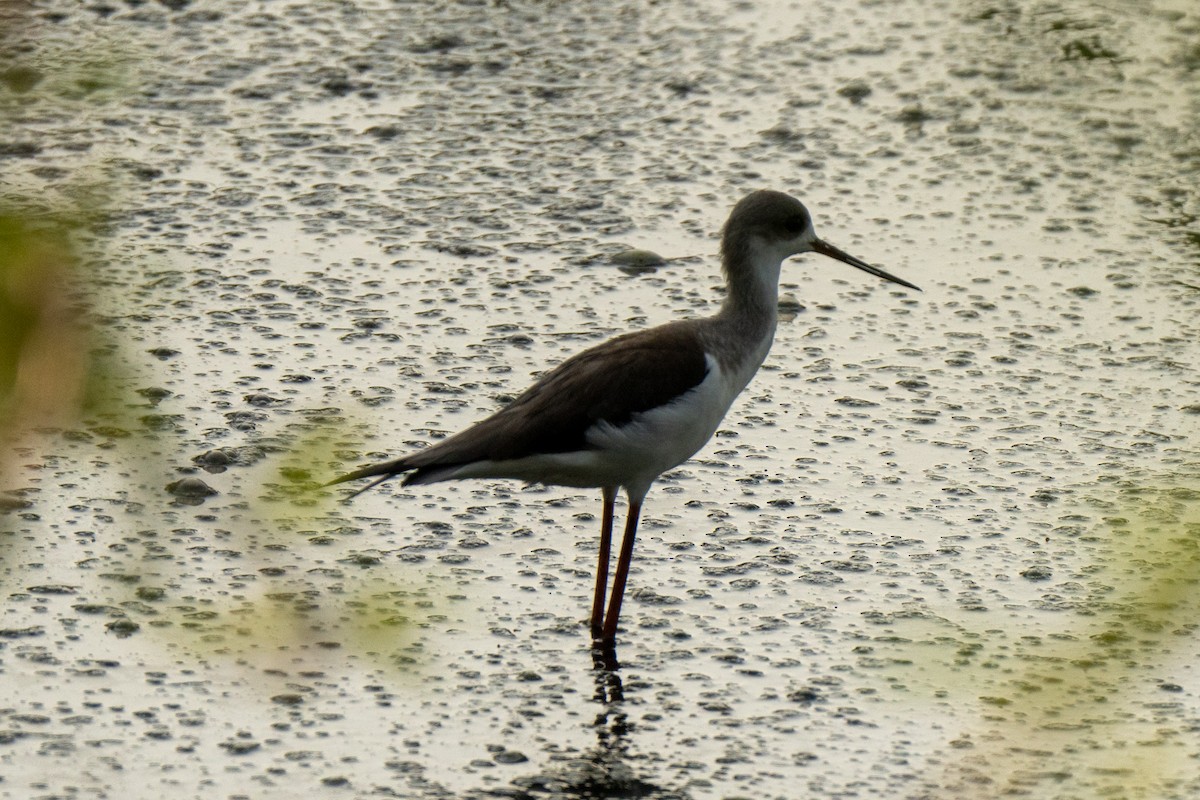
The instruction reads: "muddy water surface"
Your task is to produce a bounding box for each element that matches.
[2,0,1199,798]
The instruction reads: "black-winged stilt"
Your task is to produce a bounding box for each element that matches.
[329,190,919,648]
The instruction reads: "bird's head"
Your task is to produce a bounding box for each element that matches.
[721,190,920,291]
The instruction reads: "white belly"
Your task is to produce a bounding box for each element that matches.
[579,352,758,497]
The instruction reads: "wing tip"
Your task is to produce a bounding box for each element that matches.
[324,457,413,500]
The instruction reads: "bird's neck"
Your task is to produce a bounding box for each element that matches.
[706,251,783,377]
[718,246,782,330]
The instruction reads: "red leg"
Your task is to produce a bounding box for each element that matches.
[600,498,642,645]
[590,487,616,640]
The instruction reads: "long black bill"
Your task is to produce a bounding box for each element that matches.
[813,239,921,292]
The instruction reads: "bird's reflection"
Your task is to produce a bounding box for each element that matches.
[592,641,622,674]
[482,645,683,799]
[590,645,628,759]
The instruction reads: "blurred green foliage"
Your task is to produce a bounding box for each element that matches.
[0,214,82,435]
[900,486,1200,798]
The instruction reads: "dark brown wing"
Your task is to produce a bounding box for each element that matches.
[328,320,709,490]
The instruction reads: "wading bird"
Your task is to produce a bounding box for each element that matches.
[329,190,919,648]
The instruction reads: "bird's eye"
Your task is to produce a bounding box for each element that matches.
[783,215,807,234]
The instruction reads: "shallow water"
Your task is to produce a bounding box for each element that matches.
[2,0,1199,798]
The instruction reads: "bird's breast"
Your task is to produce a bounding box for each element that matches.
[584,353,753,480]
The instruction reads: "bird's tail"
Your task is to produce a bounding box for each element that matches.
[324,456,413,500]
